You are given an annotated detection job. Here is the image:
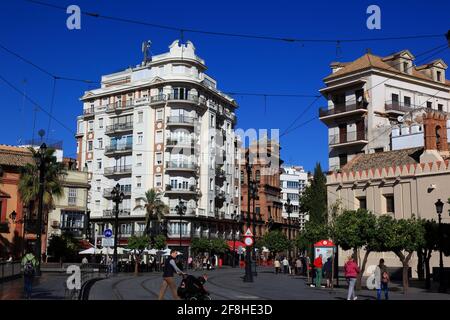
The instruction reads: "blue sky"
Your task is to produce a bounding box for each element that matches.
[0,0,449,172]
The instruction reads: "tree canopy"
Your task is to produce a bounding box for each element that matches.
[261,230,291,254]
[299,163,327,225]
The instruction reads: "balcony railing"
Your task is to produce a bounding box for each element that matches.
[165,161,198,170]
[329,131,367,145]
[319,102,367,117]
[106,100,134,112]
[167,93,199,103]
[150,94,166,103]
[103,188,132,198]
[105,122,133,134]
[103,209,131,218]
[104,165,132,175]
[165,138,194,147]
[215,187,226,199]
[167,116,197,125]
[385,101,415,113]
[215,166,226,178]
[83,107,95,116]
[105,143,133,154]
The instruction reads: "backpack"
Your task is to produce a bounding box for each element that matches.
[382,271,389,283]
[24,258,35,276]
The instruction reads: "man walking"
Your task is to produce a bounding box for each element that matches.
[374,258,389,300]
[21,248,38,299]
[313,254,323,288]
[158,250,185,300]
[282,256,289,274]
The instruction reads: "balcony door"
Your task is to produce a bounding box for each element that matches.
[339,124,347,143]
[356,120,365,140]
[173,87,188,100]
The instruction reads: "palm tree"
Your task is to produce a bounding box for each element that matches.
[134,188,169,237]
[18,147,66,225]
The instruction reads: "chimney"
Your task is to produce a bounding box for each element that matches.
[420,111,449,163]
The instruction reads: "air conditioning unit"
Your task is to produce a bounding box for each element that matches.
[51,220,60,228]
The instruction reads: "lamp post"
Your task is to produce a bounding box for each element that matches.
[231,213,239,268]
[250,180,258,276]
[111,183,124,274]
[284,198,293,259]
[175,197,187,264]
[243,153,253,282]
[35,142,47,276]
[435,199,446,293]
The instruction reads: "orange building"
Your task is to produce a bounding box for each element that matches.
[0,145,34,259]
[240,139,289,240]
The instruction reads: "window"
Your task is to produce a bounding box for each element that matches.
[155,131,163,143]
[438,104,443,112]
[96,179,101,192]
[155,175,162,187]
[209,200,213,213]
[95,200,100,209]
[436,126,442,148]
[97,159,102,170]
[88,141,93,151]
[210,178,214,191]
[437,71,442,82]
[137,132,143,145]
[210,114,215,127]
[358,197,367,210]
[98,138,103,149]
[136,154,142,167]
[427,101,432,109]
[120,223,132,235]
[98,118,103,129]
[391,93,399,105]
[138,111,143,123]
[255,170,260,183]
[61,211,84,230]
[156,109,163,121]
[404,96,411,106]
[136,176,142,188]
[286,181,299,188]
[172,87,188,100]
[385,195,395,214]
[240,171,244,184]
[68,188,77,206]
[374,147,384,153]
[155,152,162,165]
[339,154,347,167]
[88,121,94,132]
[403,61,409,73]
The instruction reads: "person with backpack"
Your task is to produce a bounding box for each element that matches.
[21,249,38,299]
[344,255,360,300]
[375,258,389,300]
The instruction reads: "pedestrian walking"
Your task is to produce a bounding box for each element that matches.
[187,256,193,270]
[282,257,289,274]
[274,258,281,274]
[374,258,389,300]
[158,249,185,300]
[21,249,38,299]
[295,257,302,275]
[313,254,323,288]
[323,257,333,288]
[344,255,360,300]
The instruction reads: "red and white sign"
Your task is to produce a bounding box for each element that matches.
[244,228,253,237]
[244,236,254,246]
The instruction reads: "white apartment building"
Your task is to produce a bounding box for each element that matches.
[280,165,309,230]
[75,40,241,252]
[319,49,449,171]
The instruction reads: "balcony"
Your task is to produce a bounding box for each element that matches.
[105,122,133,135]
[164,184,198,196]
[165,161,198,172]
[166,116,197,127]
[385,101,415,115]
[103,188,132,198]
[103,209,131,218]
[104,143,133,156]
[105,100,134,113]
[83,107,95,117]
[329,131,368,147]
[167,93,206,107]
[215,166,226,179]
[169,207,196,216]
[215,187,226,200]
[104,165,132,176]
[150,94,167,104]
[319,102,367,123]
[165,138,195,149]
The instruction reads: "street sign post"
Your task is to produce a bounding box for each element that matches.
[244,236,254,246]
[244,228,253,237]
[104,229,113,238]
[102,238,114,247]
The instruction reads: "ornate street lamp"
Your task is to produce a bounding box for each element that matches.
[34,142,47,276]
[243,152,253,282]
[111,183,124,274]
[435,199,446,293]
[175,197,187,259]
[284,198,293,258]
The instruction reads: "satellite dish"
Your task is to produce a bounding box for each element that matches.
[357,96,363,103]
[397,116,404,123]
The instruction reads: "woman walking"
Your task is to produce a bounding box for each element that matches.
[344,255,360,300]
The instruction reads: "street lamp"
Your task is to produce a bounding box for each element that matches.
[250,180,258,276]
[435,199,446,293]
[231,213,239,268]
[175,197,187,262]
[284,198,293,259]
[35,142,47,276]
[111,183,124,274]
[243,153,253,282]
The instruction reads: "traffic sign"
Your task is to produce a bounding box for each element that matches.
[102,238,114,247]
[104,229,113,238]
[244,236,254,246]
[244,228,253,237]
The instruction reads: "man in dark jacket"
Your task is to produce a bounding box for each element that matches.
[158,249,185,300]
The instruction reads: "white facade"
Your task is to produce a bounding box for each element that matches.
[392,119,450,150]
[76,40,240,247]
[280,165,309,230]
[319,50,449,171]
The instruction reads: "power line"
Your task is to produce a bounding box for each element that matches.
[25,0,445,44]
[281,96,323,136]
[225,92,320,98]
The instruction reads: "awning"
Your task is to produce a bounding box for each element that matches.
[227,240,247,250]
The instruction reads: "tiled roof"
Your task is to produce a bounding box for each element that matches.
[0,145,33,167]
[324,52,449,85]
[341,147,423,172]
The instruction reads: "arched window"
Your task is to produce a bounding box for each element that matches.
[255,170,261,183]
[436,126,441,148]
[240,170,244,184]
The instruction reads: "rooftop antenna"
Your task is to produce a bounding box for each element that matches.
[142,40,152,65]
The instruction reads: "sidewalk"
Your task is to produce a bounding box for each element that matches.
[0,273,67,300]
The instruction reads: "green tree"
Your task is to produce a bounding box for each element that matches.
[210,239,228,255]
[47,233,80,262]
[134,189,169,236]
[262,231,291,255]
[127,235,150,275]
[296,221,329,257]
[416,220,439,289]
[18,147,66,221]
[153,235,167,250]
[191,238,211,256]
[299,163,327,225]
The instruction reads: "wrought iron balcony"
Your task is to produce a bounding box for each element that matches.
[103,209,131,218]
[104,165,132,176]
[167,93,200,103]
[103,187,131,198]
[165,184,198,195]
[166,116,197,126]
[165,161,198,171]
[83,107,95,116]
[319,102,367,118]
[165,138,195,148]
[105,100,134,113]
[329,131,367,146]
[104,143,133,155]
[105,122,133,134]
[150,94,166,103]
[385,100,415,114]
